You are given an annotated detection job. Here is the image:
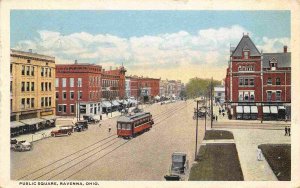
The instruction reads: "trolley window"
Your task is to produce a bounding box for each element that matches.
[126,124,131,130]
[117,123,121,129]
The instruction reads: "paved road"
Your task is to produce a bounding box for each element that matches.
[11,100,205,180]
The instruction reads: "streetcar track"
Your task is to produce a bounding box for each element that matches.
[16,101,193,181]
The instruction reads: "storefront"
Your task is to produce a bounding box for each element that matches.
[19,118,46,133]
[250,106,258,120]
[236,106,243,120]
[102,101,112,113]
[10,121,25,137]
[262,106,271,121]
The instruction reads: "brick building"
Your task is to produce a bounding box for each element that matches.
[225,34,291,120]
[10,49,56,137]
[126,76,160,102]
[159,79,184,99]
[55,63,102,117]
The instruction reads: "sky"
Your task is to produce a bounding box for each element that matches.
[11,10,291,83]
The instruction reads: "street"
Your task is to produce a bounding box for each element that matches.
[11,100,205,180]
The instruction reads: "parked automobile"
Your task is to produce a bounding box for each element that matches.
[74,120,88,132]
[51,125,73,137]
[11,140,32,152]
[164,152,189,181]
[83,115,99,124]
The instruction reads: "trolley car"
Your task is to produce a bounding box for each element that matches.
[117,112,154,138]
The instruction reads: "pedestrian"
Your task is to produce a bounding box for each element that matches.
[219,108,221,115]
[288,126,291,136]
[100,114,102,120]
[285,114,288,122]
[106,111,108,117]
[257,147,263,161]
[284,126,288,136]
[222,112,225,117]
[216,115,218,121]
[108,125,111,133]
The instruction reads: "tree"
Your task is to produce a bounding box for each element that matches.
[186,77,221,98]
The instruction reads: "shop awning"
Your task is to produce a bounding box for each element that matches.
[270,106,278,114]
[236,106,243,113]
[112,100,120,106]
[263,106,270,113]
[10,121,25,128]
[20,118,45,125]
[154,95,160,100]
[243,106,251,113]
[102,101,112,108]
[278,106,286,110]
[41,115,57,121]
[250,106,258,113]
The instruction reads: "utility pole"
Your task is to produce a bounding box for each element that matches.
[195,100,199,161]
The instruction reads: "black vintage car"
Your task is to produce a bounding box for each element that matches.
[74,120,88,132]
[83,115,100,124]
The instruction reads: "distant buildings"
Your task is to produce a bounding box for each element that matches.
[126,75,160,102]
[225,34,291,120]
[214,86,225,104]
[159,79,184,99]
[10,49,56,137]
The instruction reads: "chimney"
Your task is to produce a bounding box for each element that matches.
[29,49,32,53]
[284,45,287,53]
[74,60,78,64]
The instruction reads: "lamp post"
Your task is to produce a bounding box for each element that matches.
[210,77,214,129]
[77,79,81,122]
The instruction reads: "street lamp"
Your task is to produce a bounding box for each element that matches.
[195,100,200,161]
[77,79,82,122]
[210,77,214,129]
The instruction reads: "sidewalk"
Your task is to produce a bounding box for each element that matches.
[12,104,152,143]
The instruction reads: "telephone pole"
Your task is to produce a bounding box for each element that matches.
[210,77,213,129]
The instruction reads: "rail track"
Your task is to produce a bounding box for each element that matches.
[16,100,194,181]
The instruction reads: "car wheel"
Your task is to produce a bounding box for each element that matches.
[68,132,71,136]
[51,133,55,137]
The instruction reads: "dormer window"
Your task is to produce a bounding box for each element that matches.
[244,51,249,59]
[269,58,277,70]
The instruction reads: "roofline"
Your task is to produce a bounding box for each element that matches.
[231,35,261,57]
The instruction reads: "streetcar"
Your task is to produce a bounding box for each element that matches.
[116,112,154,138]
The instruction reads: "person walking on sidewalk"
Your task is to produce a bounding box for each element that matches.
[108,125,111,133]
[288,126,291,136]
[216,115,218,122]
[285,126,288,136]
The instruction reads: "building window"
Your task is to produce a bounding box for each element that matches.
[41,82,44,91]
[26,66,30,75]
[41,97,44,107]
[244,79,248,86]
[21,82,25,92]
[239,78,243,86]
[276,91,281,101]
[31,98,34,108]
[45,97,48,106]
[55,78,59,87]
[63,105,67,113]
[63,91,67,100]
[10,81,12,93]
[267,78,272,85]
[58,105,62,112]
[78,78,82,87]
[26,82,30,91]
[56,92,59,99]
[31,82,34,91]
[70,91,74,100]
[49,83,52,91]
[70,104,75,113]
[62,78,67,87]
[267,91,272,102]
[27,59,31,63]
[70,78,74,87]
[31,67,34,76]
[250,91,255,101]
[79,91,82,99]
[41,67,44,76]
[26,98,30,108]
[239,91,243,101]
[276,78,281,85]
[45,82,48,91]
[45,68,48,77]
[22,65,25,75]
[244,92,249,101]
[244,51,249,59]
[10,64,13,74]
[21,98,25,109]
[249,79,254,86]
[49,97,52,106]
[49,68,52,77]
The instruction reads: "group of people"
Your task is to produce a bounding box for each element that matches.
[284,126,291,136]
[218,108,226,117]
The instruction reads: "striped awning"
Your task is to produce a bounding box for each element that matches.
[250,106,258,113]
[10,121,25,128]
[102,101,112,108]
[112,100,120,106]
[236,106,243,113]
[243,106,251,113]
[270,106,278,114]
[263,106,270,113]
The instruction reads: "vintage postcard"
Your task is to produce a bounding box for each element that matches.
[0,0,300,188]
